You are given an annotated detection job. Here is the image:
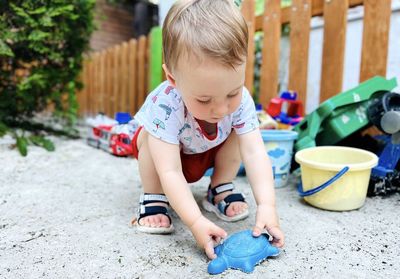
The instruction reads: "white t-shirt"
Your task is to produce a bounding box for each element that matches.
[134,81,259,154]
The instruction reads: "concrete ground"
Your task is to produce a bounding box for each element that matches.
[1,136,399,278]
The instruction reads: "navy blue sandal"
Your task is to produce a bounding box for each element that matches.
[132,193,174,234]
[202,183,249,222]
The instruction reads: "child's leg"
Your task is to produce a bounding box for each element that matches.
[136,130,171,228]
[211,131,248,217]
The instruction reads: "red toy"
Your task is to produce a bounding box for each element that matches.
[266,91,304,126]
[87,113,138,157]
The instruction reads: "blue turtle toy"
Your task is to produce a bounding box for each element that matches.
[208,229,280,275]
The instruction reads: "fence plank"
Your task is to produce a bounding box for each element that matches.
[288,0,311,105]
[259,0,281,107]
[108,48,116,117]
[310,0,362,17]
[255,0,363,30]
[242,0,256,94]
[116,44,124,112]
[77,60,87,117]
[146,35,150,94]
[120,42,129,113]
[95,52,101,114]
[91,54,96,115]
[360,0,392,82]
[137,36,147,109]
[87,58,94,116]
[104,49,112,117]
[320,0,348,102]
[99,50,106,113]
[112,45,121,116]
[128,39,138,114]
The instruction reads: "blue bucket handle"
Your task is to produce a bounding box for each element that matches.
[297,166,350,197]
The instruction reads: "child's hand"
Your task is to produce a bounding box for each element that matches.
[189,215,227,259]
[252,204,285,248]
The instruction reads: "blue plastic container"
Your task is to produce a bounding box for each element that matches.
[205,130,298,186]
[115,112,132,124]
[261,130,298,188]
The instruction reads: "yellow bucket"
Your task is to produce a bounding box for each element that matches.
[295,146,378,211]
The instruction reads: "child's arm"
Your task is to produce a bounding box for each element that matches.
[238,128,285,247]
[147,134,227,258]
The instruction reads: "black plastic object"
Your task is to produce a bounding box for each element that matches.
[367,91,400,132]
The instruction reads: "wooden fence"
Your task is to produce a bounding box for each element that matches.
[78,0,393,117]
[243,0,392,107]
[77,36,149,117]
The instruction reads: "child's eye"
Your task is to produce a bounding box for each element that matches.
[228,91,240,98]
[197,99,211,104]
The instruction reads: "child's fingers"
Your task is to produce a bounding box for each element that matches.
[252,222,265,237]
[205,225,227,259]
[204,241,217,259]
[268,226,285,247]
[213,236,222,244]
[211,225,227,239]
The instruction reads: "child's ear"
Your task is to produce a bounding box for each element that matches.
[162,64,177,87]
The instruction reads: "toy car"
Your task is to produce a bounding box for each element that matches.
[86,112,138,157]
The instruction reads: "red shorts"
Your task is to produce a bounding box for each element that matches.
[132,126,224,183]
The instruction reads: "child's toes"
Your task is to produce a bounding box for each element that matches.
[148,216,158,227]
[154,215,162,228]
[225,205,234,217]
[240,202,248,212]
[235,203,245,214]
[139,217,149,227]
[226,204,239,217]
[226,202,248,216]
[157,215,169,227]
[160,217,170,227]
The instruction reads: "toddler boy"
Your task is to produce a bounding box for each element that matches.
[132,0,284,259]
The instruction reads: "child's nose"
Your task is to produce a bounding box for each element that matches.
[212,102,229,117]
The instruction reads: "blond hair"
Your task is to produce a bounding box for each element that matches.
[162,0,248,72]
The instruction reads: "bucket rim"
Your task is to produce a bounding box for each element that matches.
[261,129,298,141]
[295,146,378,171]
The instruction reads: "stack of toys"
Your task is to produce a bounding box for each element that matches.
[292,76,400,197]
[266,91,304,129]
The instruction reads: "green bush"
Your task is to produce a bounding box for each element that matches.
[0,0,96,155]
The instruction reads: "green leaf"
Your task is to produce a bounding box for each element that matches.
[10,3,36,25]
[29,135,55,152]
[0,122,8,137]
[0,0,96,137]
[47,5,74,18]
[10,4,30,18]
[41,138,55,152]
[40,15,54,27]
[28,30,49,41]
[28,7,47,15]
[16,136,28,156]
[0,39,14,57]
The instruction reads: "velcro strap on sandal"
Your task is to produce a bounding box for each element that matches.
[210,182,234,196]
[137,205,171,223]
[139,193,169,205]
[224,193,245,204]
[218,193,245,214]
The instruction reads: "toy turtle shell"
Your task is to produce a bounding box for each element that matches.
[208,229,279,274]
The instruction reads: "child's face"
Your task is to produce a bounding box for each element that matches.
[164,57,246,123]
